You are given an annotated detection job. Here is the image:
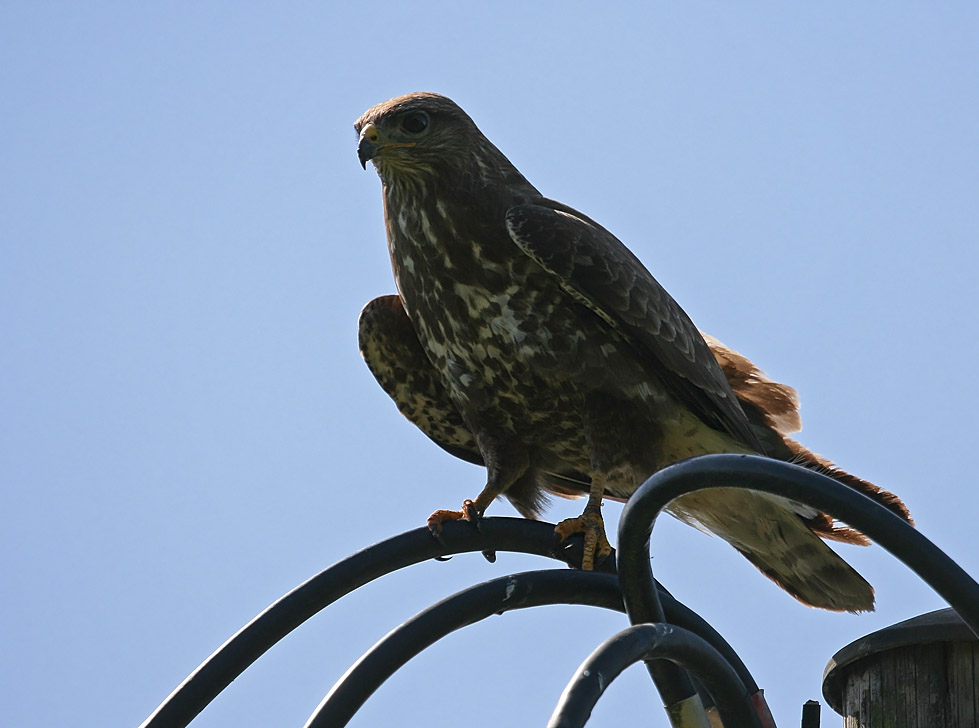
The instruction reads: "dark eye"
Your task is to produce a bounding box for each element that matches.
[401,112,429,134]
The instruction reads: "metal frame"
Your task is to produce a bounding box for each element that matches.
[140,454,979,727]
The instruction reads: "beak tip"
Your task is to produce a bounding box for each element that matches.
[357,137,377,170]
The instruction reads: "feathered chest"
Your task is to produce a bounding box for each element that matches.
[382,188,589,404]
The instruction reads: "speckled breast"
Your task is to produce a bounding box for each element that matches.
[383,188,652,463]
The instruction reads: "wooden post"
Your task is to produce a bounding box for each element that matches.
[822,608,978,727]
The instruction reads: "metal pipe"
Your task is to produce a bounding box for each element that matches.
[617,454,979,639]
[305,569,760,727]
[139,518,582,728]
[547,623,761,728]
[305,570,623,727]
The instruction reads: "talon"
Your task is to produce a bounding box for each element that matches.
[427,508,467,536]
[427,499,483,536]
[554,509,612,571]
[462,499,482,530]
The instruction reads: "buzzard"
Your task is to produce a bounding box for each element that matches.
[354,92,911,612]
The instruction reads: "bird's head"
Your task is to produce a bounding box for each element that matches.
[354,92,479,180]
[354,92,529,194]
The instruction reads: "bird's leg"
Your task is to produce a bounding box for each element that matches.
[428,440,529,535]
[556,393,627,570]
[554,474,612,570]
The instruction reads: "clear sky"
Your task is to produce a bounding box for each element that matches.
[3,3,977,727]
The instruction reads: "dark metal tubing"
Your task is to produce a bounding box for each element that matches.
[659,588,758,696]
[141,518,700,727]
[305,570,622,727]
[617,454,979,639]
[305,569,760,727]
[140,519,586,728]
[547,623,761,728]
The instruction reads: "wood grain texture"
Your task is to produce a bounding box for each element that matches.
[838,642,979,727]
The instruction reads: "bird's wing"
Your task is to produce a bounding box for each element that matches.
[505,201,762,451]
[702,333,802,436]
[358,294,594,513]
[358,294,483,465]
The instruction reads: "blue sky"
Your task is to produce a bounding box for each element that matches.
[2,3,977,726]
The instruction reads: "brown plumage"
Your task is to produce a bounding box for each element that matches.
[355,92,912,612]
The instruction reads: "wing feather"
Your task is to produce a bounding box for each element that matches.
[505,202,762,451]
[358,294,481,465]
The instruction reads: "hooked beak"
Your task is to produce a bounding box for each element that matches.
[357,137,377,170]
[357,122,380,170]
[356,121,416,169]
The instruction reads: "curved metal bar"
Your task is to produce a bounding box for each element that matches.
[139,518,591,728]
[305,570,760,727]
[617,454,979,639]
[547,623,761,728]
[305,570,623,728]
[657,588,758,696]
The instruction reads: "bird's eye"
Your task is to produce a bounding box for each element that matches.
[401,112,429,134]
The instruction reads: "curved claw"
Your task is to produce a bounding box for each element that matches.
[554,509,613,571]
[427,499,483,537]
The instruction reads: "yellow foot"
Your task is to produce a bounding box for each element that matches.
[554,509,612,570]
[427,499,480,535]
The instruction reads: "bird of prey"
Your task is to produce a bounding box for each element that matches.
[354,92,911,612]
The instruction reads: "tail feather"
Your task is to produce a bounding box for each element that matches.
[734,542,874,613]
[668,488,876,612]
[785,438,913,526]
[712,333,913,546]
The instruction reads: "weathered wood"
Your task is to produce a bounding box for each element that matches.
[824,609,979,727]
[947,641,977,727]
